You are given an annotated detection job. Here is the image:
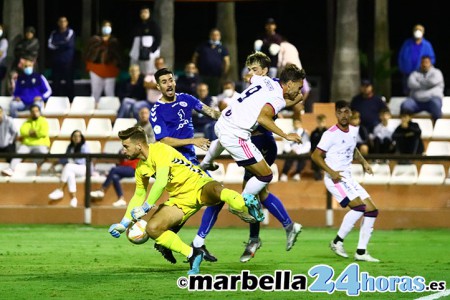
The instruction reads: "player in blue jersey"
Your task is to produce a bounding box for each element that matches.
[201,52,303,262]
[150,68,224,264]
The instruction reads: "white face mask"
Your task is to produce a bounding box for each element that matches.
[223,88,234,98]
[0,30,3,37]
[102,26,112,35]
[413,30,423,39]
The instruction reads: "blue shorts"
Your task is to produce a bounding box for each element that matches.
[244,132,277,181]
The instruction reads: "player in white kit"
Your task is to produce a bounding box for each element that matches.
[311,100,380,262]
[214,62,305,202]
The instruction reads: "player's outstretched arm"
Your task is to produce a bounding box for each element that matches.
[257,104,302,143]
[199,103,221,120]
[311,148,343,181]
[354,147,373,175]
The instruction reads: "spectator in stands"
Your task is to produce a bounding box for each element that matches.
[143,56,166,107]
[372,107,395,155]
[350,79,387,133]
[349,110,370,156]
[176,62,200,95]
[254,18,283,78]
[392,110,424,158]
[0,24,8,88]
[398,24,436,95]
[310,114,327,180]
[217,80,239,111]
[90,151,138,207]
[48,130,91,208]
[0,106,16,162]
[400,55,444,123]
[1,105,49,176]
[137,106,155,143]
[129,5,161,75]
[192,28,230,96]
[84,20,121,104]
[9,57,52,117]
[280,119,311,182]
[10,26,40,93]
[117,64,147,118]
[193,82,219,140]
[47,16,75,101]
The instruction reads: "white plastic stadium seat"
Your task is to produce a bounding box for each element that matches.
[68,96,95,116]
[0,96,13,115]
[274,118,294,138]
[416,164,446,185]
[35,162,60,183]
[112,118,138,136]
[412,118,433,139]
[86,140,102,154]
[223,162,245,184]
[388,97,405,116]
[351,164,364,183]
[85,118,113,138]
[103,140,123,154]
[208,162,225,183]
[59,118,87,138]
[431,119,450,140]
[43,96,70,116]
[389,164,418,185]
[363,163,391,184]
[46,118,61,138]
[445,167,450,185]
[50,140,70,154]
[425,141,450,156]
[0,162,11,183]
[9,162,37,183]
[13,118,27,136]
[387,118,401,133]
[441,96,450,117]
[93,96,121,116]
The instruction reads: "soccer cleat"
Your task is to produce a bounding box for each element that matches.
[187,247,204,275]
[90,190,105,198]
[354,252,380,262]
[243,194,265,222]
[228,206,257,223]
[191,243,217,262]
[69,198,78,208]
[286,222,302,251]
[199,162,219,171]
[154,243,177,264]
[112,199,127,207]
[49,189,64,201]
[1,168,14,177]
[240,238,262,263]
[330,240,349,258]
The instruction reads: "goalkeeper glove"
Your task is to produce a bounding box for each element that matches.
[131,202,153,221]
[108,218,131,238]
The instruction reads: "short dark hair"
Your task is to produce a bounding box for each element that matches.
[379,107,391,115]
[118,125,148,143]
[245,51,271,70]
[400,109,413,116]
[154,68,173,84]
[279,64,306,84]
[335,100,351,111]
[316,114,326,121]
[30,104,41,112]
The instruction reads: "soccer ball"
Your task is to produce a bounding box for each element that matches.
[126,220,149,245]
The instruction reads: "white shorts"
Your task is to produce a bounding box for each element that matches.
[324,172,370,207]
[215,124,263,166]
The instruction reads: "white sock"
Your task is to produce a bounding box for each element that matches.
[243,176,268,195]
[357,216,377,250]
[192,235,205,248]
[201,139,224,166]
[337,210,364,240]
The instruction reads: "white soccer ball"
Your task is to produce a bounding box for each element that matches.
[126,220,150,245]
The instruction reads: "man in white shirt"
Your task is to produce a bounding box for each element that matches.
[311,100,380,262]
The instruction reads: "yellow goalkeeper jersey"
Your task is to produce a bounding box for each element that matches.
[135,142,209,198]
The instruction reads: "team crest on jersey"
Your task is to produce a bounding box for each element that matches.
[179,101,187,107]
[153,125,161,134]
[263,78,274,91]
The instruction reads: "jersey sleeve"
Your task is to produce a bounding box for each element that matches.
[185,93,203,111]
[316,130,332,152]
[134,163,145,190]
[150,106,169,141]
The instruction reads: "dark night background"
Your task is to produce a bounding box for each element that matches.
[1,0,449,98]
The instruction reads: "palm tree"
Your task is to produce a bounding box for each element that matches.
[154,0,175,69]
[217,2,238,82]
[374,0,392,100]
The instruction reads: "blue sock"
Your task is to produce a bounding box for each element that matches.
[197,202,224,238]
[262,193,292,228]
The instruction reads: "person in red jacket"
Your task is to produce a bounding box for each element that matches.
[90,151,138,207]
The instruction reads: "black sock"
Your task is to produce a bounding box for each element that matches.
[333,235,344,244]
[356,249,366,255]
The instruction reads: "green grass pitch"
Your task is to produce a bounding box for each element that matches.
[0,224,448,299]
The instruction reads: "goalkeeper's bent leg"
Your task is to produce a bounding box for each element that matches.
[155,230,192,257]
[220,188,248,214]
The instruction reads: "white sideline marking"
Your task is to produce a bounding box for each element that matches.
[415,289,450,300]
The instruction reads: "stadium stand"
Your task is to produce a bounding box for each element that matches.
[85,118,113,138]
[351,163,364,183]
[363,163,391,184]
[389,164,418,185]
[93,96,120,117]
[42,96,71,116]
[68,96,95,116]
[431,119,450,140]
[416,164,446,185]
[59,118,87,138]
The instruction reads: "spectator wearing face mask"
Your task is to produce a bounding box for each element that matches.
[398,24,436,95]
[9,57,52,117]
[84,20,121,103]
[176,62,200,95]
[192,28,230,96]
[217,80,240,111]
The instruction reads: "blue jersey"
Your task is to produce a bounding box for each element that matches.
[150,93,203,164]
